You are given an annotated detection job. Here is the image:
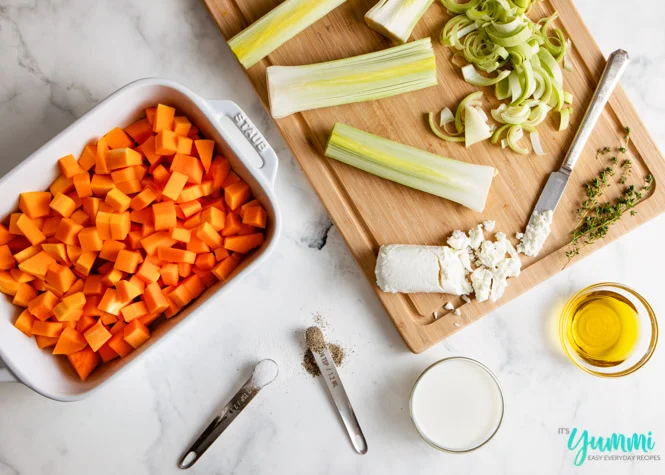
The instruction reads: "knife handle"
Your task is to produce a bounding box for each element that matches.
[561,49,630,174]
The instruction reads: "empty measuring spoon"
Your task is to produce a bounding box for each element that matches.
[178,359,279,469]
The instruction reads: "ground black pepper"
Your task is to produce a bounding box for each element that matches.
[302,344,345,377]
[305,326,326,353]
[302,326,345,377]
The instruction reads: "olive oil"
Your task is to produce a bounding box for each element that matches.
[566,290,639,367]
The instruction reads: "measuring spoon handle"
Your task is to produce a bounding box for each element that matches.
[179,379,260,469]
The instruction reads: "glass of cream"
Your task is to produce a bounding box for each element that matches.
[409,357,504,452]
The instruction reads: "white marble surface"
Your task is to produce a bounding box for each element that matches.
[1,1,664,474]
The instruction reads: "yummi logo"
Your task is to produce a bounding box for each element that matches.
[234,113,268,152]
[564,427,658,466]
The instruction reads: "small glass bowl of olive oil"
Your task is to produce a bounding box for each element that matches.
[560,283,658,377]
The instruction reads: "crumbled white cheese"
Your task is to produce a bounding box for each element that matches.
[471,268,492,302]
[517,210,553,257]
[458,247,473,272]
[444,302,454,311]
[454,309,462,316]
[490,257,521,302]
[468,225,484,250]
[475,237,509,270]
[447,230,470,250]
[461,295,471,303]
[438,247,473,295]
[482,220,496,232]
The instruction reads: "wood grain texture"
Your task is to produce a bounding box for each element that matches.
[203,0,665,352]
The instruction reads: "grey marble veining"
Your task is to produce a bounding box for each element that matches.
[1,1,665,474]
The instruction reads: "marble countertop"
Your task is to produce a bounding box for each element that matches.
[1,1,664,474]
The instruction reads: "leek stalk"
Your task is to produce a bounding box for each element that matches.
[325,122,496,211]
[267,38,437,118]
[228,0,347,69]
[365,0,435,44]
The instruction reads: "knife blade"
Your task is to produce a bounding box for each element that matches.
[528,49,630,224]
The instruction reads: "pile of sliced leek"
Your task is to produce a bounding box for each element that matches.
[433,0,574,155]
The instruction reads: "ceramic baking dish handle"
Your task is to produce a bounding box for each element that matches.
[206,100,278,189]
[0,357,18,383]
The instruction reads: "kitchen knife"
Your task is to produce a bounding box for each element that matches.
[529,49,630,221]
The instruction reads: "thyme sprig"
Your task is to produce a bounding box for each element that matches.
[565,126,653,265]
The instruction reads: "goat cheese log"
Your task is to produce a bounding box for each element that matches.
[375,245,472,295]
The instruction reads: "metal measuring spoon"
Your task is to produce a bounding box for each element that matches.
[178,359,279,469]
[306,327,368,454]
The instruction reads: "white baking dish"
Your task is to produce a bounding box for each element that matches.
[0,78,281,401]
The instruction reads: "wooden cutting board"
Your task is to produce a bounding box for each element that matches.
[203,0,665,353]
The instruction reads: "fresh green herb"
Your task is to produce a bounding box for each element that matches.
[620,159,632,185]
[575,166,614,221]
[566,127,653,266]
[596,146,611,159]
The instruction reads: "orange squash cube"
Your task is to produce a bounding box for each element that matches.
[152,104,175,133]
[162,171,188,201]
[49,192,77,218]
[120,301,148,323]
[196,222,223,250]
[67,347,100,381]
[173,116,191,136]
[78,144,97,171]
[14,309,35,337]
[114,250,141,274]
[74,251,98,277]
[195,252,216,270]
[78,227,104,252]
[144,282,169,314]
[105,187,131,212]
[152,201,176,231]
[212,254,243,281]
[176,136,193,155]
[155,129,178,155]
[91,174,115,197]
[130,188,156,211]
[123,319,150,348]
[45,263,77,293]
[169,227,191,243]
[13,282,38,307]
[104,127,134,149]
[171,154,203,184]
[106,148,143,171]
[109,212,130,240]
[19,191,52,219]
[83,319,112,352]
[158,247,196,264]
[138,135,161,165]
[32,320,64,338]
[53,327,88,355]
[116,179,142,195]
[19,251,56,279]
[99,240,126,261]
[125,119,153,144]
[195,140,215,174]
[224,181,251,211]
